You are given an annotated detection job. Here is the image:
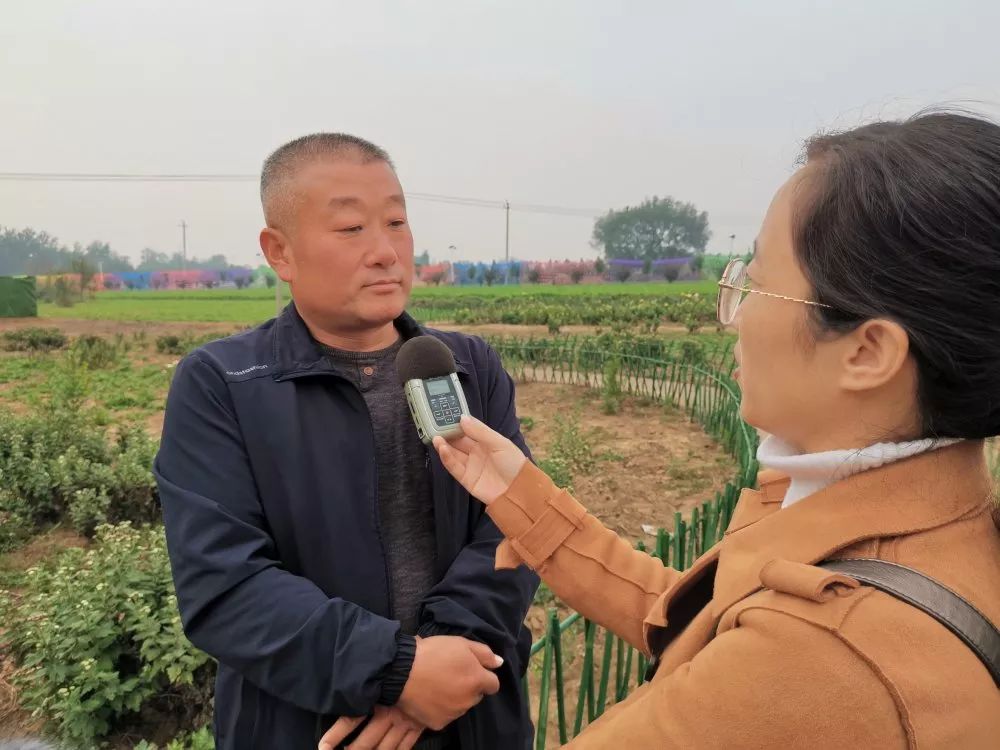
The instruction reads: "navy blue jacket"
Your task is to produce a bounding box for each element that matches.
[154,304,538,749]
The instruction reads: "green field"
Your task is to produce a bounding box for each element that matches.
[37,281,718,324]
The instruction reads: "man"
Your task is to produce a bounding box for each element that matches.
[154,134,538,750]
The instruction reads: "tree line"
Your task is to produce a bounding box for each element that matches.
[0,226,234,277]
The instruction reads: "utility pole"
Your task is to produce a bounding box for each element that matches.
[728,233,736,256]
[504,200,510,284]
[179,220,188,271]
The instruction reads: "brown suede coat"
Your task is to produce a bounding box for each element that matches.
[488,440,1000,748]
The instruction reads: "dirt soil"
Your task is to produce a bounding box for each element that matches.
[514,382,737,541]
[0,318,241,339]
[512,382,737,744]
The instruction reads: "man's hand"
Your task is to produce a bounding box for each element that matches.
[396,635,503,731]
[319,705,424,750]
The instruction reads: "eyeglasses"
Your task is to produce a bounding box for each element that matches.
[716,257,832,325]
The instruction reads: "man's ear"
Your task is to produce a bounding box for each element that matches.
[259,227,293,283]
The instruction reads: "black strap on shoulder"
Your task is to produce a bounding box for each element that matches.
[818,558,1000,689]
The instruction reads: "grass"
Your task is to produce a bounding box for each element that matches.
[409,280,716,297]
[37,281,717,324]
[0,353,172,416]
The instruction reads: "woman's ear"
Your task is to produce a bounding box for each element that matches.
[838,318,912,393]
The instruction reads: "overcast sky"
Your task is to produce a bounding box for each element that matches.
[2,0,998,267]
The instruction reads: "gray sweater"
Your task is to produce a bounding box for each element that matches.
[321,340,457,748]
[321,338,437,635]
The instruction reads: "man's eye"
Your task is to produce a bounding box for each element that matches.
[338,225,363,234]
[389,219,407,228]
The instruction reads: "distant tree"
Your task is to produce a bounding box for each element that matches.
[592,196,710,262]
[429,271,447,286]
[527,268,541,284]
[570,267,585,284]
[614,267,632,283]
[0,227,130,276]
[68,255,97,299]
[594,257,606,275]
[483,263,500,286]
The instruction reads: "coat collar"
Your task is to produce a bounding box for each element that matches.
[271,302,469,379]
[711,439,993,618]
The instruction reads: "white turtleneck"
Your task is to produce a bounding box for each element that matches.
[756,434,963,509]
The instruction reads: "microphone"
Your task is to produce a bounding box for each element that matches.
[397,336,470,445]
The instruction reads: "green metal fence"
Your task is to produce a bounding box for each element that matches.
[487,335,758,748]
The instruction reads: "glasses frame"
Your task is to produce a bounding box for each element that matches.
[716,257,832,325]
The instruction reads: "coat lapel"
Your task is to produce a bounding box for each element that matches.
[711,440,991,619]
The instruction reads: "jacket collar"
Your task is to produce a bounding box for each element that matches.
[711,439,992,618]
[271,302,469,379]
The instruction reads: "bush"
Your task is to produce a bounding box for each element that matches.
[537,456,573,492]
[1,523,214,747]
[601,357,623,415]
[0,408,159,546]
[679,339,707,366]
[69,334,125,369]
[53,276,76,307]
[1,327,67,353]
[136,726,215,750]
[155,332,221,357]
[155,335,183,355]
[548,413,596,475]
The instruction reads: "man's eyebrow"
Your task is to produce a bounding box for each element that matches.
[327,196,363,210]
[387,193,405,207]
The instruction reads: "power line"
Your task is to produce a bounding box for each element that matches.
[0,172,602,217]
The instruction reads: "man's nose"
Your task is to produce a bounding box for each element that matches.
[367,230,399,267]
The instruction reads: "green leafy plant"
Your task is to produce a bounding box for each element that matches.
[0,408,159,545]
[601,357,623,415]
[1,327,67,352]
[135,725,215,750]
[155,332,222,356]
[1,523,214,746]
[69,334,126,369]
[537,456,573,492]
[548,412,596,475]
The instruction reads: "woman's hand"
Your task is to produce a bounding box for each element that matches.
[432,415,528,505]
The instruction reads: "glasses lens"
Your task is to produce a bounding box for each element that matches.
[717,259,747,325]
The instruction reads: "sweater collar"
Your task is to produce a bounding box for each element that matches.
[756,434,964,509]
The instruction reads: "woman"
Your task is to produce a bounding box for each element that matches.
[434,113,1000,748]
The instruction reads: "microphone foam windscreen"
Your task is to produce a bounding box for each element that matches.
[396,336,457,384]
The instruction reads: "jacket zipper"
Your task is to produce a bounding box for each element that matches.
[278,368,393,619]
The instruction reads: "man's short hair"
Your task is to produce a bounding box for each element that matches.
[260,133,394,228]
